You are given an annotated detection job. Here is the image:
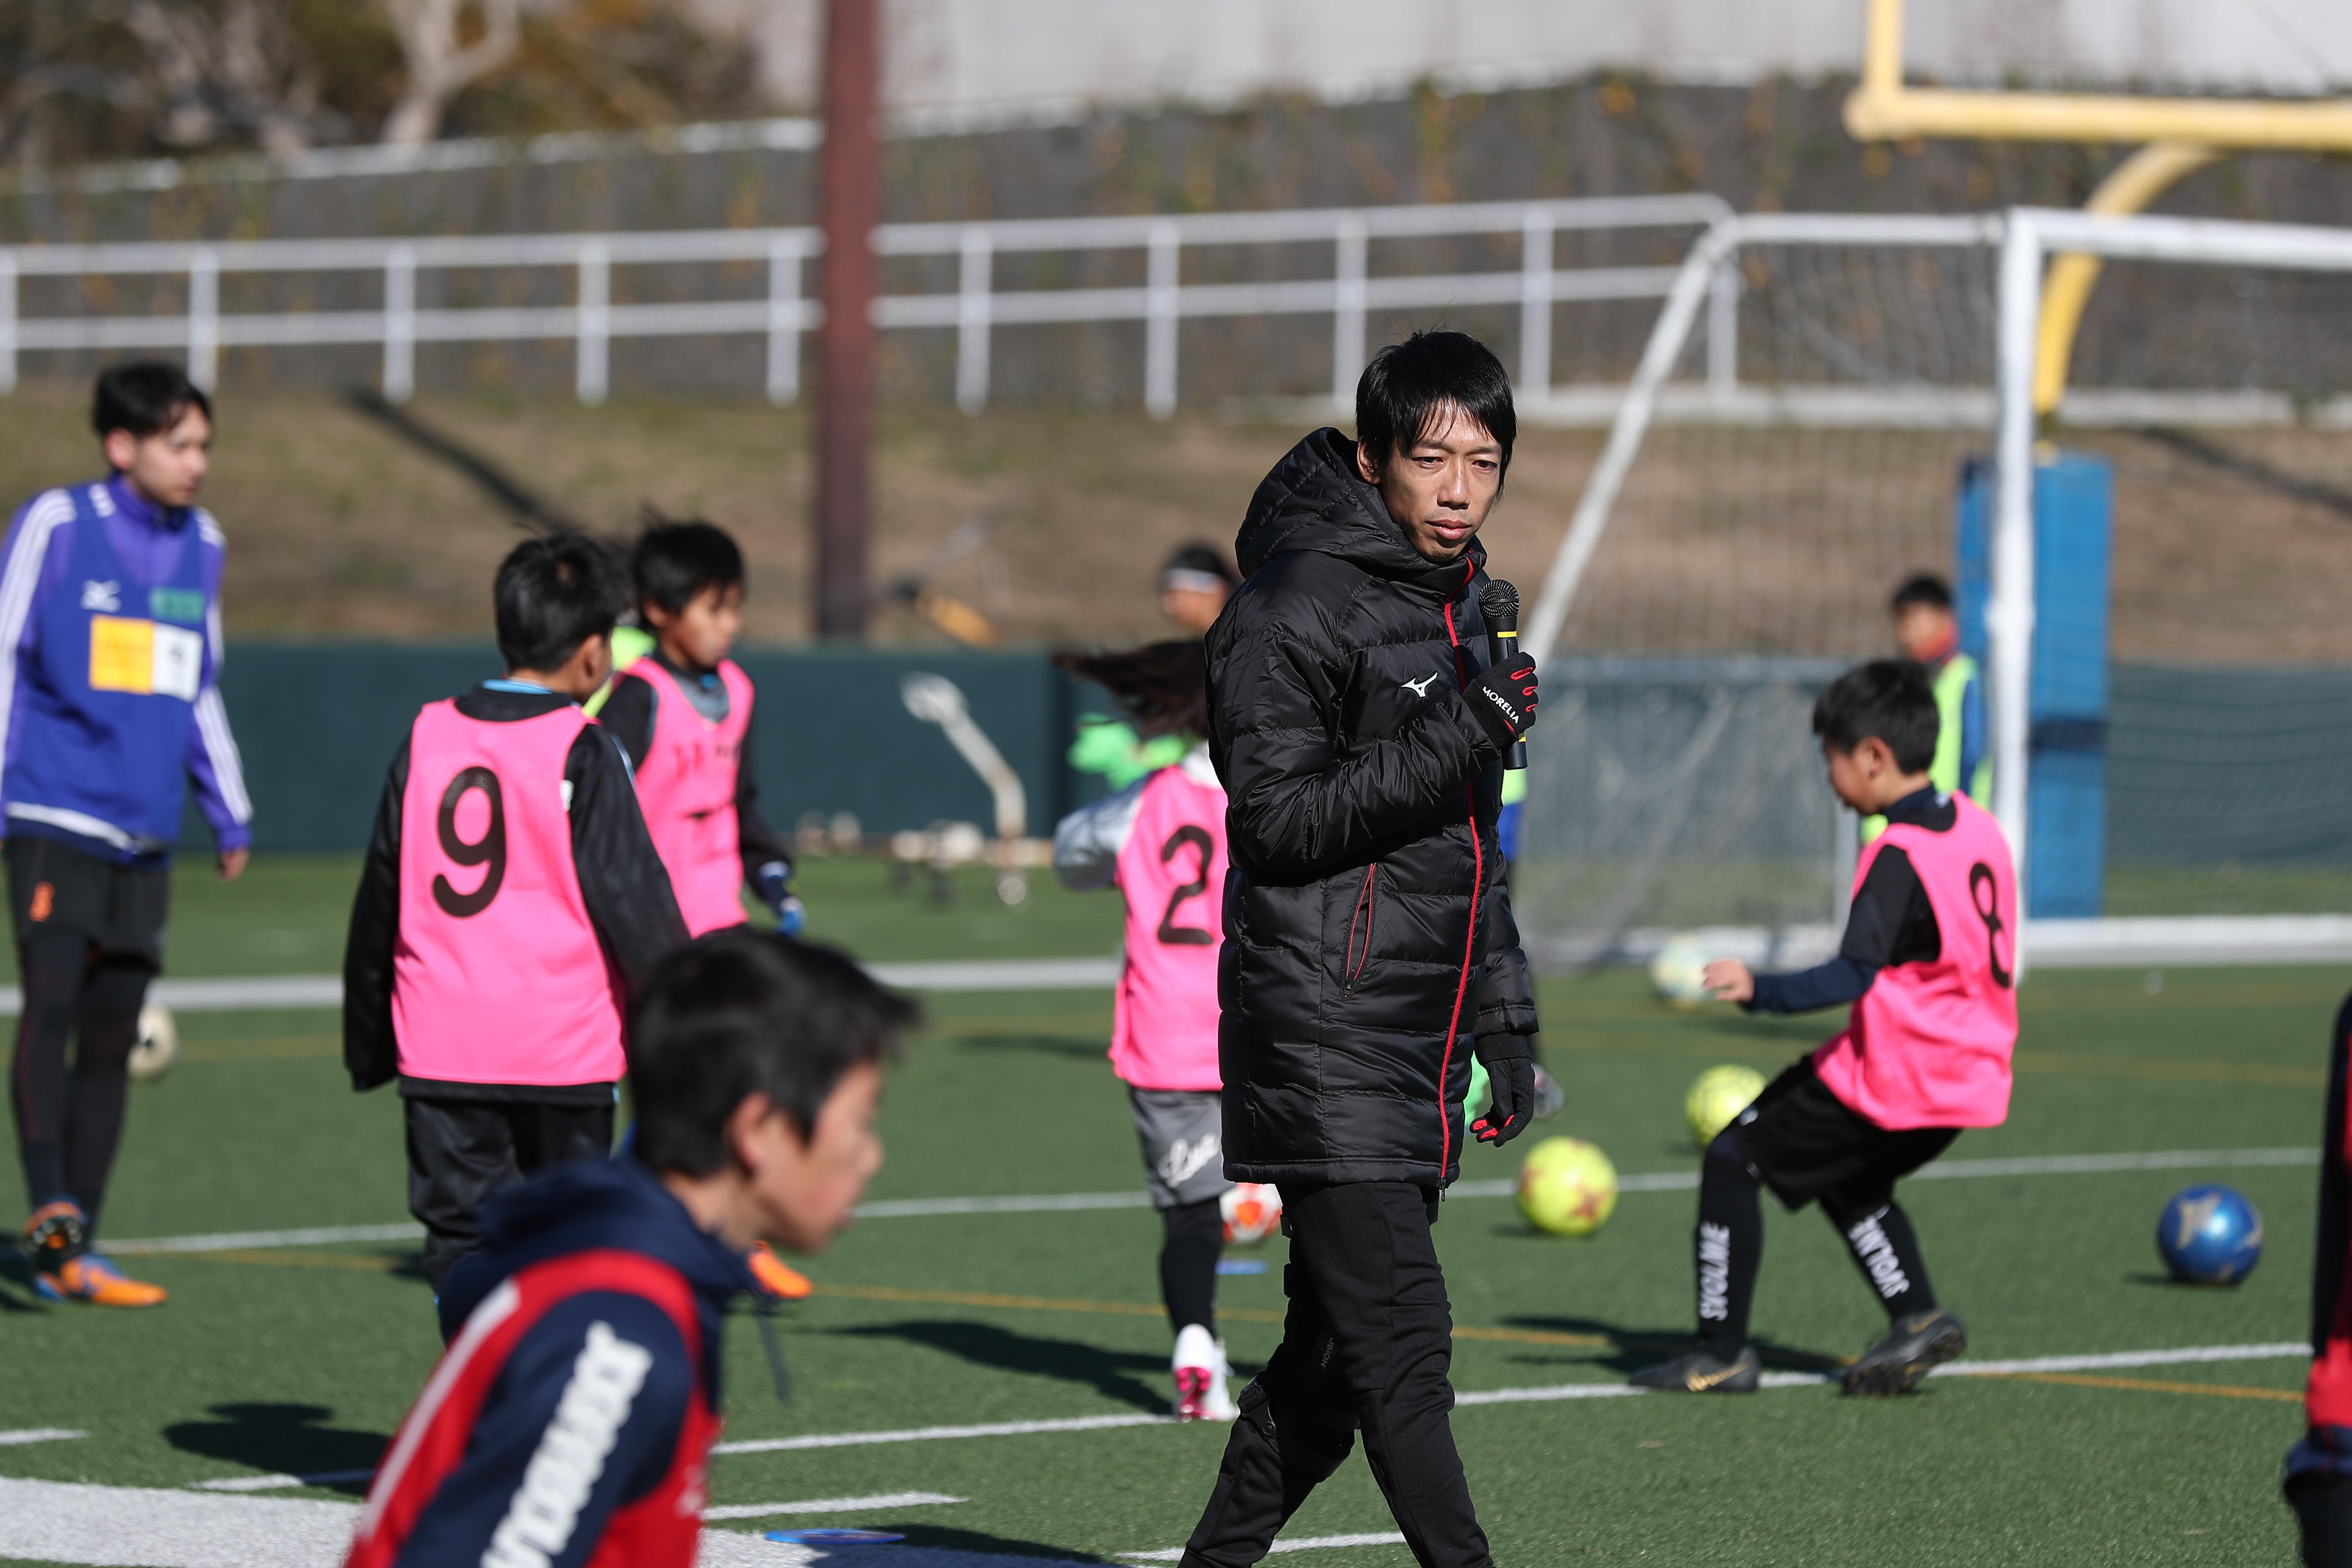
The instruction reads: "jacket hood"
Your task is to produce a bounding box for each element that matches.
[1234,427,1484,594]
[437,1155,756,1338]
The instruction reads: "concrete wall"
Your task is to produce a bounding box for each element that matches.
[691,0,2352,122]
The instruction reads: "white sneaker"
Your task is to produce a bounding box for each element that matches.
[1173,1323,1238,1421]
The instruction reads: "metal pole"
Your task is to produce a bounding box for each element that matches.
[0,252,16,396]
[1518,210,1553,398]
[815,0,881,639]
[1706,254,1741,397]
[188,247,220,390]
[576,241,610,405]
[1991,209,2040,974]
[955,225,992,416]
[1331,215,1367,410]
[383,246,416,403]
[1145,219,1179,419]
[767,237,803,407]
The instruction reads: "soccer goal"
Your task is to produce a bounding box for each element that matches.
[1514,206,2352,974]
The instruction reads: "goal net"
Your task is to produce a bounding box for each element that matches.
[1512,208,2352,972]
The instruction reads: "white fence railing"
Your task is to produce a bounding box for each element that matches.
[0,194,1732,412]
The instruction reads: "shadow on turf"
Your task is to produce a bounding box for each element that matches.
[165,1403,388,1494]
[885,1525,1111,1563]
[834,1320,1170,1413]
[0,1253,46,1311]
[1499,1313,1847,1376]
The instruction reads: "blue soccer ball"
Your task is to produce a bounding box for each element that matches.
[2156,1185,2264,1285]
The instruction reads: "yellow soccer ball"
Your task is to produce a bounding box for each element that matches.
[1648,935,1713,1007]
[1684,1063,1766,1148]
[1517,1136,1619,1238]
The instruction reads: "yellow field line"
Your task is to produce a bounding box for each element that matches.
[1979,1370,2302,1404]
[174,1254,1609,1348]
[1550,1032,2323,1088]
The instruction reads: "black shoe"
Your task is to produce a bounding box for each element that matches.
[1841,1308,1967,1396]
[1629,1342,1761,1393]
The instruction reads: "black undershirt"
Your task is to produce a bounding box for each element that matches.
[1745,785,1951,1016]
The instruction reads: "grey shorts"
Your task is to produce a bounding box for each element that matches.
[1130,1087,1234,1210]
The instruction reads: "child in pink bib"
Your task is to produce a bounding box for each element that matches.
[1632,659,2018,1401]
[598,519,798,940]
[343,535,688,1295]
[1054,640,1240,1424]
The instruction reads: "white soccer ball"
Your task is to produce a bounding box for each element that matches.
[1648,935,1714,1007]
[129,1004,179,1082]
[1221,1183,1283,1245]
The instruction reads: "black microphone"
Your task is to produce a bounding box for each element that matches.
[1478,579,1528,771]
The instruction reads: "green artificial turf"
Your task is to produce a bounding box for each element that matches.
[0,857,2336,1565]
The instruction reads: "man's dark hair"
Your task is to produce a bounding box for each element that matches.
[1354,329,1516,478]
[1161,542,1238,588]
[632,516,746,618]
[629,930,916,1175]
[1813,659,1940,774]
[494,533,630,673]
[1891,573,1954,613]
[92,361,211,442]
[1053,640,1209,740]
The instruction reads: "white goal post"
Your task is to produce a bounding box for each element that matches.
[1522,205,2352,973]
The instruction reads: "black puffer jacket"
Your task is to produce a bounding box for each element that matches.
[1209,427,1541,1188]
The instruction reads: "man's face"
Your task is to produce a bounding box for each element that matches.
[745,1062,884,1255]
[1354,404,1504,564]
[103,406,212,511]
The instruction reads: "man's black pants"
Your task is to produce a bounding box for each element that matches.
[405,1097,614,1295]
[1181,1181,1491,1568]
[6,837,167,1237]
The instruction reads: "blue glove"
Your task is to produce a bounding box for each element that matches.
[754,863,805,936]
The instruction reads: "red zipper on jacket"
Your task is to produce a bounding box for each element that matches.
[1437,564,1483,1175]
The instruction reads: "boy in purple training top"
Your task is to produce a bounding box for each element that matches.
[2,361,254,1307]
[1631,659,2018,1397]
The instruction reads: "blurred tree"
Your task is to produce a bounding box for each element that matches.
[380,0,519,146]
[0,0,763,170]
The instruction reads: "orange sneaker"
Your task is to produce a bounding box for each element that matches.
[36,1253,168,1308]
[747,1242,811,1300]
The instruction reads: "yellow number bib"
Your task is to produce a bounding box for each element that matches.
[89,615,202,701]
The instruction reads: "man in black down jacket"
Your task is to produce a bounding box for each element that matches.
[1179,331,1542,1568]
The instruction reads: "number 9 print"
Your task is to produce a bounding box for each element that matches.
[433,767,507,917]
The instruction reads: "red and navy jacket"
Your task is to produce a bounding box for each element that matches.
[347,1156,754,1568]
[2290,993,2352,1485]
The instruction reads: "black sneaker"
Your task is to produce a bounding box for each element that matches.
[1628,1342,1761,1393]
[1840,1308,1967,1396]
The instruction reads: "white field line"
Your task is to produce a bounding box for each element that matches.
[1122,1532,1408,1562]
[0,956,1128,1018]
[0,1476,1068,1568]
[714,1411,1171,1455]
[702,1491,966,1520]
[192,1468,376,1493]
[110,1222,423,1255]
[0,1428,84,1446]
[102,1147,2320,1255]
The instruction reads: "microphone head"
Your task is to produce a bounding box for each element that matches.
[1479,578,1520,633]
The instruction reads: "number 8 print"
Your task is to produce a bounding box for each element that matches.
[433,766,507,917]
[1969,861,2012,989]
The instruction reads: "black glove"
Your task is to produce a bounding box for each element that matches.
[1467,655,1538,750]
[1471,1034,1537,1147]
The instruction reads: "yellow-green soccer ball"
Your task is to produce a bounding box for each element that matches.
[1684,1063,1765,1148]
[1517,1137,1619,1237]
[1648,934,1712,1007]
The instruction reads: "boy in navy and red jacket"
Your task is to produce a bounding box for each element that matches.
[3,362,254,1307]
[345,931,912,1568]
[343,533,688,1295]
[2288,999,2352,1566]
